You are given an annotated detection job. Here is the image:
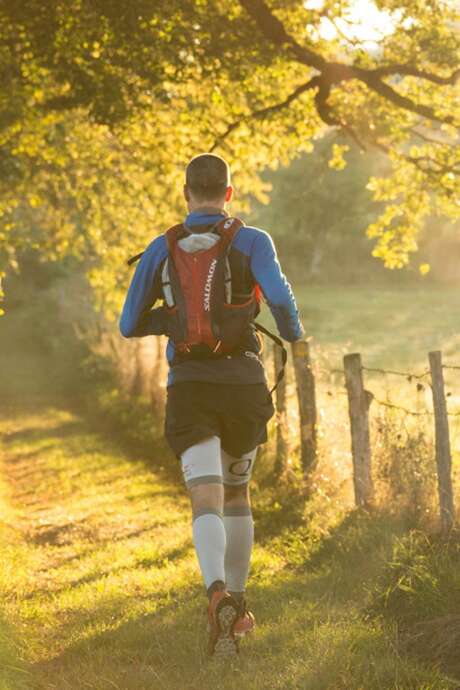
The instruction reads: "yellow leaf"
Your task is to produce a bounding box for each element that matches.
[328,143,349,170]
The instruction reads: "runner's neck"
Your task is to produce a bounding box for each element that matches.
[188,206,228,217]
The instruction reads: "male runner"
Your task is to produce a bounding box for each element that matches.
[120,153,304,658]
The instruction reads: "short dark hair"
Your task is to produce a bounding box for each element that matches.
[185,153,230,201]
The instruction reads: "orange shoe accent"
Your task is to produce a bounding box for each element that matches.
[233,609,255,637]
[207,590,227,628]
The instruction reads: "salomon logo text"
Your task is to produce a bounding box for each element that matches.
[204,259,217,311]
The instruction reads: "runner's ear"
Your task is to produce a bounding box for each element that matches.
[225,185,233,203]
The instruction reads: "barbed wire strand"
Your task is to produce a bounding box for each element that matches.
[329,368,345,376]
[362,365,430,380]
[321,365,460,416]
[328,366,430,380]
[368,392,460,418]
[371,396,430,416]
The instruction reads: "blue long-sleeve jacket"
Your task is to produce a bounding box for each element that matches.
[120,210,304,385]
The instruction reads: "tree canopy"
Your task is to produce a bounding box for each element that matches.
[1,0,459,311]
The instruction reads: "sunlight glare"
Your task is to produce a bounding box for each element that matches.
[305,0,399,49]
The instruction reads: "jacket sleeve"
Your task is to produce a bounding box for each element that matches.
[119,237,167,338]
[250,230,304,342]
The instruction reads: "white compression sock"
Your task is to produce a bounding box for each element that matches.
[192,511,227,589]
[223,506,254,594]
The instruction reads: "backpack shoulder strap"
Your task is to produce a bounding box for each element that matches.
[165,224,186,254]
[215,217,244,254]
[126,224,186,267]
[254,322,288,396]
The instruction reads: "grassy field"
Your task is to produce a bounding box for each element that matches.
[284,284,460,370]
[1,286,460,689]
[262,284,460,508]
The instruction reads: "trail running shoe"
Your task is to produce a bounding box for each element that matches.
[233,598,255,638]
[207,591,239,658]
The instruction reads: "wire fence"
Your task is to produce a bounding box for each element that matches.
[328,362,460,418]
[271,341,458,532]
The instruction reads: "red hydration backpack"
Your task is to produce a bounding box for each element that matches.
[162,217,261,358]
[126,218,288,392]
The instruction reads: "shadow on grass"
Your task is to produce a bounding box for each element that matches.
[0,614,31,690]
[24,541,194,603]
[2,421,85,446]
[252,486,307,544]
[30,511,444,690]
[76,394,183,487]
[305,508,409,571]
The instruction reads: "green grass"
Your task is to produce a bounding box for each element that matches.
[269,284,460,370]
[1,404,456,689]
[1,289,460,689]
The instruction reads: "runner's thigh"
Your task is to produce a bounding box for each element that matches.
[221,447,257,486]
[180,435,223,489]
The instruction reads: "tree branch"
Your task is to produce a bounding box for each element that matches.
[409,127,458,148]
[369,65,460,86]
[314,80,368,150]
[314,80,336,126]
[238,0,326,71]
[209,76,321,151]
[359,72,456,125]
[367,138,459,181]
[210,69,367,153]
[238,0,459,129]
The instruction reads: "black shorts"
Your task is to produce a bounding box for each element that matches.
[165,381,275,458]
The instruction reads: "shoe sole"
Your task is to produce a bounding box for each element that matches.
[207,622,254,638]
[234,611,256,638]
[213,601,239,659]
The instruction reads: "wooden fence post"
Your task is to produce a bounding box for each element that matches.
[429,351,455,531]
[150,336,165,414]
[273,341,288,478]
[291,339,317,478]
[343,353,374,508]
